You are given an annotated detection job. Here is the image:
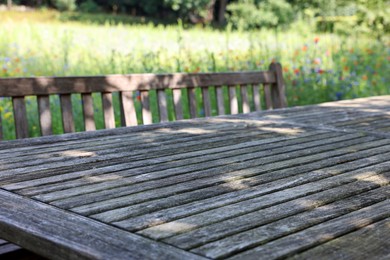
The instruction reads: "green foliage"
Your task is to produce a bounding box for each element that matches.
[227,0,294,30]
[354,0,390,40]
[54,0,76,11]
[79,0,101,13]
[163,0,211,17]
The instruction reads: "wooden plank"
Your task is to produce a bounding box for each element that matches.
[193,186,390,258]
[290,217,390,260]
[269,62,287,108]
[263,84,273,109]
[252,84,262,111]
[187,88,197,118]
[140,91,152,125]
[81,93,96,131]
[12,97,29,139]
[216,86,225,115]
[68,132,348,217]
[139,168,389,243]
[0,122,290,183]
[240,84,250,113]
[0,71,276,96]
[0,190,206,260]
[201,87,212,117]
[228,86,238,114]
[230,199,390,260]
[102,93,115,129]
[44,135,384,211]
[37,95,52,136]
[157,90,168,122]
[59,94,75,133]
[172,89,183,120]
[119,91,137,126]
[161,172,390,249]
[30,132,357,202]
[114,146,390,232]
[0,107,3,141]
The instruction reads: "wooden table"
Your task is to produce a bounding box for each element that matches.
[1,96,390,260]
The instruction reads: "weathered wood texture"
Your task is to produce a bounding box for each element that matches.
[0,239,46,259]
[0,63,286,139]
[0,190,206,260]
[1,96,390,259]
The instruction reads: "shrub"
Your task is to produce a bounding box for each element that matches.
[227,0,294,30]
[54,0,76,11]
[79,0,101,13]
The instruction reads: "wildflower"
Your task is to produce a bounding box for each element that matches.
[302,45,308,52]
[294,68,300,75]
[326,50,331,56]
[362,75,368,80]
[343,66,349,72]
[193,67,200,73]
[335,92,343,100]
[2,68,7,73]
[313,58,321,65]
[349,48,354,54]
[318,69,326,74]
[283,67,289,73]
[314,37,319,44]
[14,57,20,63]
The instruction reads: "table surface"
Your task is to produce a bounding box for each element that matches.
[1,96,390,260]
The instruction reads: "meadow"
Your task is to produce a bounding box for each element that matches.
[0,10,389,139]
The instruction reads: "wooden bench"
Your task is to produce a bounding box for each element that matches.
[0,63,286,257]
[0,62,286,140]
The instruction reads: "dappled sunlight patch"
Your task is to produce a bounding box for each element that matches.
[355,174,389,186]
[60,150,96,158]
[264,114,285,120]
[139,221,198,240]
[258,126,304,135]
[157,127,217,135]
[84,174,123,183]
[220,179,251,190]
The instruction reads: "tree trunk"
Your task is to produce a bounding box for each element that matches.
[7,0,12,9]
[218,0,228,25]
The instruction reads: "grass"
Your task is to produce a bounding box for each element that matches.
[0,10,389,140]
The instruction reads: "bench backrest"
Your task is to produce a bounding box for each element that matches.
[0,62,287,139]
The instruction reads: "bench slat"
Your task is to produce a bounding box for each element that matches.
[38,95,52,136]
[253,84,262,111]
[12,97,29,139]
[0,71,276,96]
[228,86,238,115]
[172,89,183,120]
[216,86,225,115]
[202,87,212,117]
[269,62,288,108]
[263,84,273,110]
[188,88,197,118]
[60,94,75,133]
[157,90,168,122]
[120,91,137,126]
[240,85,250,113]
[102,93,115,129]
[141,91,152,125]
[0,112,3,141]
[81,93,96,131]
